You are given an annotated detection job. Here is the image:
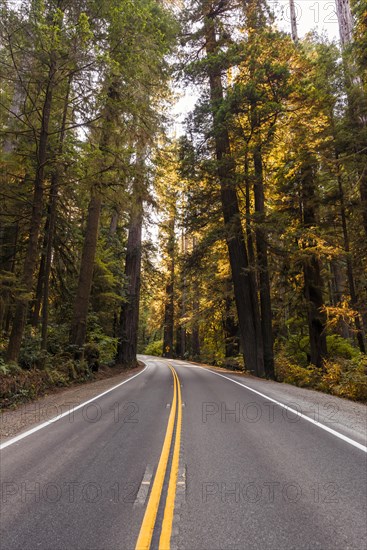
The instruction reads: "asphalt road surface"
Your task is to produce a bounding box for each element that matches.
[1,356,366,550]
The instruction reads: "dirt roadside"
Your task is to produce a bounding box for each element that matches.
[0,363,144,441]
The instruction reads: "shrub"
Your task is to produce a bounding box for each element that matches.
[0,355,96,409]
[46,324,69,355]
[86,326,117,364]
[280,334,359,368]
[84,343,100,372]
[280,332,309,367]
[0,359,22,376]
[0,369,51,409]
[144,340,163,357]
[275,351,320,387]
[18,329,47,369]
[0,358,10,375]
[326,335,359,360]
[321,356,367,401]
[275,347,367,402]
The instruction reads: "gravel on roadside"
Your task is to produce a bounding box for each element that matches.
[0,363,144,442]
[184,360,367,447]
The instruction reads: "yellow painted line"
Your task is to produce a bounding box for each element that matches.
[135,368,177,550]
[159,366,183,550]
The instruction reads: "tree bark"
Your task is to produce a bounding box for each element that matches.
[116,163,144,368]
[162,216,175,358]
[244,151,256,267]
[175,322,183,358]
[0,223,18,333]
[336,160,366,352]
[253,145,275,378]
[40,77,71,350]
[178,231,188,359]
[300,159,327,368]
[223,280,240,358]
[6,54,56,362]
[191,237,200,359]
[69,81,118,351]
[203,4,264,376]
[289,0,299,42]
[40,172,59,350]
[335,0,353,47]
[335,0,367,238]
[32,76,71,340]
[70,191,102,350]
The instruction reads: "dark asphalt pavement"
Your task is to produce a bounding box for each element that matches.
[1,356,366,550]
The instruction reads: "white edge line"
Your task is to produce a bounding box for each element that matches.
[185,364,367,453]
[0,364,148,451]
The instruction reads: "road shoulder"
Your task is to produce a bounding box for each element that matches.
[0,363,145,442]
[169,357,367,447]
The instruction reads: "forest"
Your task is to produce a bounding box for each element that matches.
[0,0,366,406]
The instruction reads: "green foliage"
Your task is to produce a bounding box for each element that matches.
[319,356,367,401]
[144,339,164,357]
[326,335,360,360]
[281,334,310,367]
[19,329,48,370]
[0,352,99,409]
[275,351,320,387]
[46,324,70,356]
[86,321,118,365]
[0,358,21,376]
[276,348,367,402]
[280,333,361,368]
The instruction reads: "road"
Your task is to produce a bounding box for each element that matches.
[1,356,366,550]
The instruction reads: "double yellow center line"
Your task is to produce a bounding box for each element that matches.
[135,366,182,550]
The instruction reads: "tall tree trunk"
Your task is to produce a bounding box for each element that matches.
[253,145,275,378]
[179,231,188,358]
[336,159,366,352]
[163,275,175,357]
[40,172,59,350]
[1,52,25,332]
[223,279,240,358]
[0,223,18,333]
[303,258,327,367]
[32,76,71,338]
[175,320,183,358]
[335,0,353,46]
[32,237,46,329]
[203,5,264,376]
[69,82,118,351]
[191,309,200,359]
[191,236,200,360]
[109,209,119,238]
[301,159,327,367]
[162,216,175,358]
[40,78,71,350]
[335,0,367,238]
[288,0,326,368]
[70,191,102,350]
[330,260,351,340]
[245,151,256,267]
[289,0,299,42]
[116,153,145,368]
[6,54,56,362]
[108,208,120,339]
